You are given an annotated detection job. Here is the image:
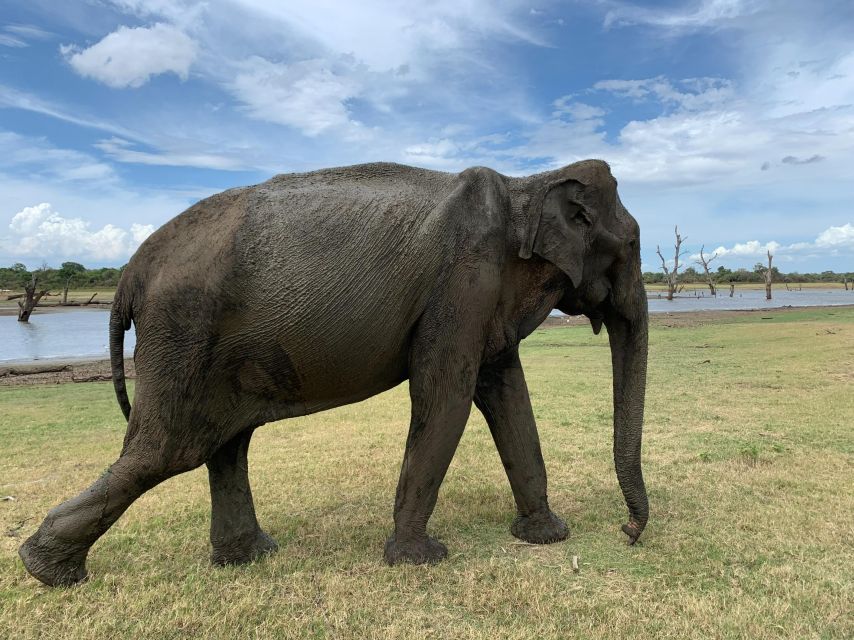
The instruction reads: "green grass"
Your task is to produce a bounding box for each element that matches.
[1,308,852,639]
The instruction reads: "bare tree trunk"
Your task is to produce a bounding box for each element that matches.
[762,251,773,300]
[657,226,687,301]
[695,245,718,296]
[62,276,72,305]
[17,276,48,323]
[845,278,849,291]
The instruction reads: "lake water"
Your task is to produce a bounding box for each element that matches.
[1,288,852,364]
[646,286,854,313]
[0,309,137,364]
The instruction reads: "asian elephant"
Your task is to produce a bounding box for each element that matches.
[19,159,649,587]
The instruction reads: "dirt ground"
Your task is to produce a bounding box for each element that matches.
[0,359,135,387]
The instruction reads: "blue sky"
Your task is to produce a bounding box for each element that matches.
[0,0,852,272]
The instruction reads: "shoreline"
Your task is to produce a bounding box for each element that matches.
[2,304,851,387]
[0,357,135,387]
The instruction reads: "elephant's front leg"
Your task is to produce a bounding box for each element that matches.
[384,339,480,565]
[474,350,568,544]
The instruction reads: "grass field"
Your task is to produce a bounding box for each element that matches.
[1,308,852,639]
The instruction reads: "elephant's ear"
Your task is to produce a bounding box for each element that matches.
[519,178,593,288]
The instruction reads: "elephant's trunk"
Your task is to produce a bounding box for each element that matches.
[605,281,649,544]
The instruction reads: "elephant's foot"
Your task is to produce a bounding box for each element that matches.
[384,534,448,566]
[19,529,90,587]
[211,528,278,566]
[511,510,569,544]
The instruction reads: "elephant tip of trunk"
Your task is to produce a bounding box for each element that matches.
[621,520,645,545]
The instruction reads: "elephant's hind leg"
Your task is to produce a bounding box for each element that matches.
[19,445,205,587]
[19,405,212,587]
[207,428,278,566]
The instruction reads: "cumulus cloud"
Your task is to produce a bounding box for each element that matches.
[61,23,197,88]
[815,223,854,248]
[5,203,154,261]
[694,224,854,261]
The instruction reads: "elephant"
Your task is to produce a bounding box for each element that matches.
[19,159,649,587]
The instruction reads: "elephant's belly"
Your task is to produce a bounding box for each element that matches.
[229,330,411,422]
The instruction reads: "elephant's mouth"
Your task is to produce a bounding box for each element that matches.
[556,279,611,323]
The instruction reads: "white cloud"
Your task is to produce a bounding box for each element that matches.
[4,24,53,40]
[1,23,53,47]
[0,130,116,183]
[229,56,360,136]
[95,137,246,170]
[0,84,147,141]
[61,23,197,88]
[551,98,606,121]
[228,0,545,70]
[604,0,758,30]
[0,34,27,48]
[815,223,854,248]
[702,239,781,259]
[5,203,154,261]
[594,76,734,111]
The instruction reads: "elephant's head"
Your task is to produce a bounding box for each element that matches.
[519,159,649,544]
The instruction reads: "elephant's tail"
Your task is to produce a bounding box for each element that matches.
[109,287,133,422]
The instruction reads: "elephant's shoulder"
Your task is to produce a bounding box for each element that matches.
[438,167,510,226]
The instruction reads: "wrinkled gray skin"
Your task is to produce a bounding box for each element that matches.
[20,160,648,587]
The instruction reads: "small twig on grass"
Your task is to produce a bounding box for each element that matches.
[5,517,32,537]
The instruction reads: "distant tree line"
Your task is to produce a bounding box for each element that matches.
[2,259,850,292]
[643,266,854,285]
[0,262,125,290]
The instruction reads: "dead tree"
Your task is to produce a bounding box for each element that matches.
[695,245,718,296]
[17,275,48,322]
[62,276,73,305]
[656,226,687,301]
[760,250,774,300]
